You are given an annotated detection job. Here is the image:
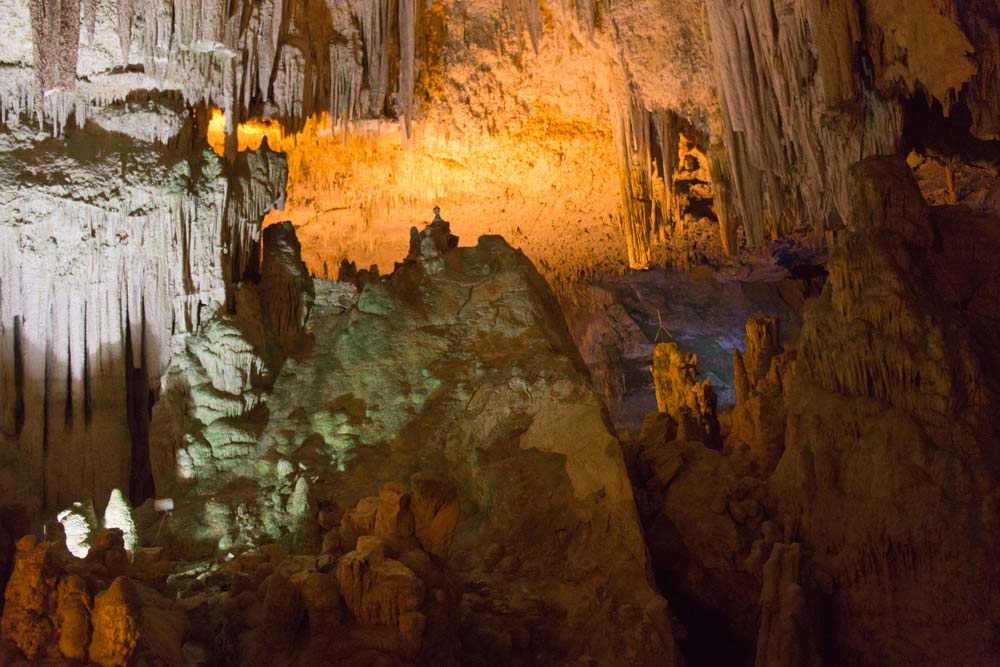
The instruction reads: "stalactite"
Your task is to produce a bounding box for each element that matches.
[610,80,654,269]
[708,140,738,256]
[359,0,393,116]
[610,81,721,264]
[330,41,364,135]
[9,0,436,138]
[82,0,97,44]
[399,0,416,138]
[117,0,134,63]
[703,0,902,245]
[28,0,82,124]
[0,136,286,513]
[569,0,605,39]
[521,0,542,52]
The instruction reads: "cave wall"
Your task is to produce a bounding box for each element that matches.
[0,108,286,514]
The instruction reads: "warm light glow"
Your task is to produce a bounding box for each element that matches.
[207,109,286,155]
[205,106,626,291]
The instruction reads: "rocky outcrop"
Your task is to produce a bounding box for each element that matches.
[150,220,311,494]
[651,342,722,448]
[148,220,680,666]
[763,156,1000,664]
[728,317,791,472]
[0,530,187,665]
[188,492,444,664]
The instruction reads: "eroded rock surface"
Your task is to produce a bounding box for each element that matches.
[769,157,1000,664]
[143,221,679,666]
[631,156,1000,666]
[0,530,187,666]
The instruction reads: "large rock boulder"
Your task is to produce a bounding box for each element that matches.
[89,577,141,667]
[151,222,680,666]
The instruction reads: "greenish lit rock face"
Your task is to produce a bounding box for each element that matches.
[148,228,672,665]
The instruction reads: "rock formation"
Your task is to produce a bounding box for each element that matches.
[728,317,791,472]
[0,529,187,666]
[0,112,286,515]
[629,156,1000,665]
[768,157,1000,664]
[150,221,679,664]
[651,342,722,448]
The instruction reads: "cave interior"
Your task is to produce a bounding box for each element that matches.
[0,0,999,665]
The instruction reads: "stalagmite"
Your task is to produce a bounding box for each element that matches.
[650,342,721,449]
[103,489,137,556]
[57,501,98,558]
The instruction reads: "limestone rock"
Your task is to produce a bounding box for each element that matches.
[754,543,818,667]
[134,583,188,667]
[729,317,791,472]
[340,496,381,550]
[336,537,425,628]
[631,438,761,657]
[651,342,721,448]
[299,571,343,634]
[0,506,29,611]
[86,530,130,580]
[407,217,459,273]
[374,483,415,539]
[0,536,61,659]
[769,157,1000,664]
[398,610,427,657]
[144,227,679,665]
[262,573,304,635]
[257,221,315,348]
[130,547,173,588]
[409,474,459,559]
[1,124,286,514]
[55,575,91,661]
[89,577,140,667]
